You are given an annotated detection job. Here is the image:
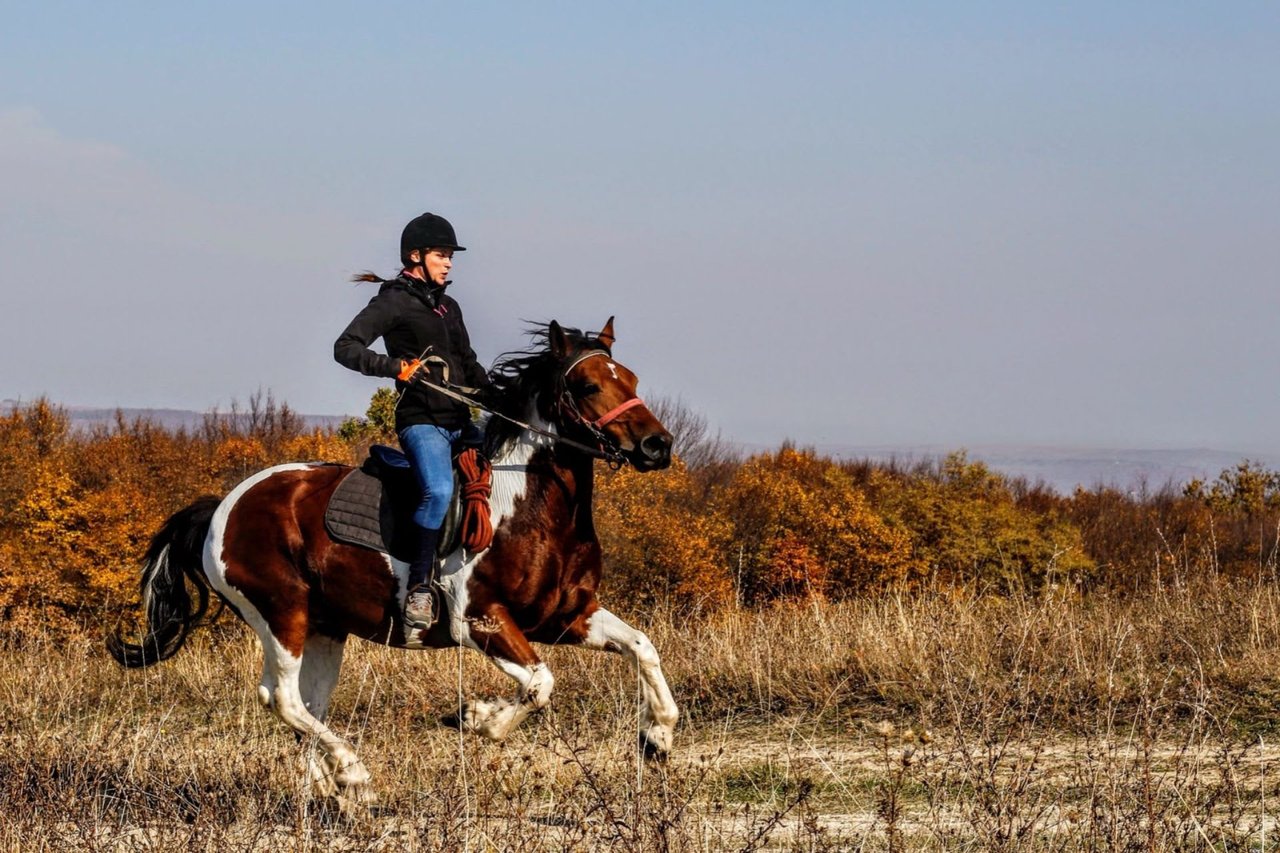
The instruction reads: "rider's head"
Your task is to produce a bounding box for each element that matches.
[401,213,466,287]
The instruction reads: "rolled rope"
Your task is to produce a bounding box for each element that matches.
[456,448,494,552]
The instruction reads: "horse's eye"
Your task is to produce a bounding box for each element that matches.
[581,383,601,396]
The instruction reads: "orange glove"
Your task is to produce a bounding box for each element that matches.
[397,359,424,382]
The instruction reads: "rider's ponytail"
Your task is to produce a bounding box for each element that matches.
[351,271,389,285]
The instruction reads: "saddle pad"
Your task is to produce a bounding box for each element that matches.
[323,464,461,562]
[324,467,397,557]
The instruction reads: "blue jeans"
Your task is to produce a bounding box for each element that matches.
[398,424,459,530]
[397,422,481,530]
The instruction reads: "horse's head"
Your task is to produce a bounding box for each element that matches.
[548,317,672,471]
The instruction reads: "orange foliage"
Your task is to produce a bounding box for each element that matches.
[595,459,734,612]
[712,446,920,602]
[4,392,1275,620]
[763,536,826,600]
[0,399,354,616]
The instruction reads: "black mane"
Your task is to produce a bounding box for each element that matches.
[484,324,609,455]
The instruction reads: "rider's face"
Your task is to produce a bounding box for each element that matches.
[421,248,453,286]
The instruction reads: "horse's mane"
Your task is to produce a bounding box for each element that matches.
[484,323,609,455]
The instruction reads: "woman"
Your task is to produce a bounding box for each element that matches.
[334,212,490,629]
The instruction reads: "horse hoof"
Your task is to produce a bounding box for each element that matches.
[640,733,670,762]
[335,795,371,819]
[335,782,378,817]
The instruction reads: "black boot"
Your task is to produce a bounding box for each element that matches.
[404,526,441,629]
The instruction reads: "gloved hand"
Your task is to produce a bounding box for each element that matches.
[397,359,425,382]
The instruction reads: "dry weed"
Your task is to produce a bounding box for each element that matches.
[3,582,1280,849]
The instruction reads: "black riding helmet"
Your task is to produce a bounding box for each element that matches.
[400,212,466,265]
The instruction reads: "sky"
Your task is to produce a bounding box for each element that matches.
[2,2,1278,451]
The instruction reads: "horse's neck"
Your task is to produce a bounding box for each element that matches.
[489,406,595,529]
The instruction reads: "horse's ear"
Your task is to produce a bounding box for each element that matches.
[597,316,615,351]
[548,320,569,359]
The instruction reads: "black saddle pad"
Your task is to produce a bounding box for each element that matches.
[323,445,461,561]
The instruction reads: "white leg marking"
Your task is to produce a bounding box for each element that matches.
[461,661,554,742]
[204,464,373,804]
[267,637,374,804]
[584,608,679,755]
[299,634,346,722]
[297,634,348,799]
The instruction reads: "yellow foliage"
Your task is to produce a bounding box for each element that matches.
[595,459,734,612]
[713,447,920,601]
[0,399,356,615]
[282,430,357,465]
[0,391,1255,617]
[210,436,269,488]
[866,452,1095,590]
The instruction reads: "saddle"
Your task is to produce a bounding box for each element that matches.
[323,445,493,561]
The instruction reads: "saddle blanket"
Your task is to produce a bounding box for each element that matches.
[323,446,461,562]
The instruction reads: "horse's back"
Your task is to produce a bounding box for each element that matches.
[211,463,403,651]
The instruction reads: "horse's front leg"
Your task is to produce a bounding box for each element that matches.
[579,607,679,758]
[455,605,554,741]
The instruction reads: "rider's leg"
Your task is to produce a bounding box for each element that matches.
[398,424,460,626]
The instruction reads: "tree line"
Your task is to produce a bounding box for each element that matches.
[2,395,1278,619]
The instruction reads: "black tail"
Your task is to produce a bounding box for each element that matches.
[107,496,222,668]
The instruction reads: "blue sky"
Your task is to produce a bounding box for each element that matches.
[3,2,1278,450]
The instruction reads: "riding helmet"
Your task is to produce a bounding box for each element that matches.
[401,212,466,262]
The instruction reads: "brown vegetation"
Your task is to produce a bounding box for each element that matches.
[3,585,1279,849]
[4,395,1279,617]
[4,395,1280,848]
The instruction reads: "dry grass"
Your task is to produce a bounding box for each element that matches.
[4,582,1280,850]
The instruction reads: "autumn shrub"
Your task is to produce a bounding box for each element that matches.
[1065,462,1280,591]
[595,459,734,612]
[1184,460,1280,577]
[0,398,355,616]
[8,391,1280,623]
[710,445,920,602]
[855,452,1095,592]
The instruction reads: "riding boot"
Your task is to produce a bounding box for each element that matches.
[404,526,441,630]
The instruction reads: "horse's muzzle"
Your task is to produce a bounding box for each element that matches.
[636,433,673,470]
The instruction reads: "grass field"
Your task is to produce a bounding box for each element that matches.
[3,582,1280,851]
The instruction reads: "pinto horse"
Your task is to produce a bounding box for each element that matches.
[108,318,678,806]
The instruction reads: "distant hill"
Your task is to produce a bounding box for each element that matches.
[1,400,350,433]
[7,400,1271,494]
[810,443,1280,495]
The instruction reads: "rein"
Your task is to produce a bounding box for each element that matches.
[411,350,639,468]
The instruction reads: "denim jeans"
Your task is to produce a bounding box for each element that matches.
[398,424,461,530]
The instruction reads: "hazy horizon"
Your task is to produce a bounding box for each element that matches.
[11,397,1280,497]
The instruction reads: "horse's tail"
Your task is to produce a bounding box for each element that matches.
[107,495,222,668]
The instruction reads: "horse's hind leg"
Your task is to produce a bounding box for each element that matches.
[297,633,348,799]
[455,605,554,741]
[576,607,679,758]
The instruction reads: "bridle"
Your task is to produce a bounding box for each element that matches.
[555,350,647,458]
[409,347,645,468]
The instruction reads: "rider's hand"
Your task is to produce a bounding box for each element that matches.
[397,359,424,382]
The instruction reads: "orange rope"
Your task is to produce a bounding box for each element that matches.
[456,448,494,552]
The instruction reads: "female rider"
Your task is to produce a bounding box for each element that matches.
[334,212,490,629]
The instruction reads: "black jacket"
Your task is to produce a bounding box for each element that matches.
[334,274,489,431]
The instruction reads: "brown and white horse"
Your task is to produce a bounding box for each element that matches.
[109,318,678,806]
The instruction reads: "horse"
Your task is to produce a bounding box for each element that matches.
[108,318,678,807]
